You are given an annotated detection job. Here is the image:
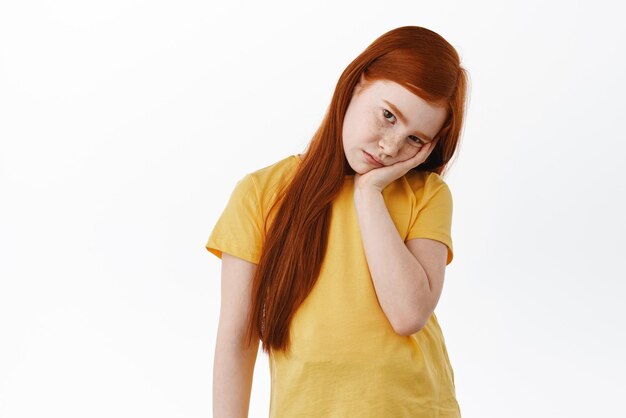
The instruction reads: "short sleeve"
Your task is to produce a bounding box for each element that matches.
[205,173,263,264]
[406,174,454,265]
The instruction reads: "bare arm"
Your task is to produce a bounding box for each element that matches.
[213,252,261,418]
[353,186,447,336]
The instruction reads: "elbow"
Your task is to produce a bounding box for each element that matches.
[392,296,436,336]
[392,314,426,337]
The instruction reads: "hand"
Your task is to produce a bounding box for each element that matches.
[354,141,436,192]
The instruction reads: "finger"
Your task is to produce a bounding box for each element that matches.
[409,144,432,166]
[420,142,435,157]
[413,143,431,160]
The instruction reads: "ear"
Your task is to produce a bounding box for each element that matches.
[353,72,373,96]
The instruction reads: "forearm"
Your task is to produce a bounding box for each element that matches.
[353,186,430,334]
[213,336,259,418]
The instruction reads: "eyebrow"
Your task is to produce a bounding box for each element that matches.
[382,99,433,142]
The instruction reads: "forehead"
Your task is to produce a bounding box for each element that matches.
[362,79,429,104]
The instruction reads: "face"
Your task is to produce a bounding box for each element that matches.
[341,75,448,174]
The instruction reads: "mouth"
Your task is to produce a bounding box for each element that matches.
[363,150,384,167]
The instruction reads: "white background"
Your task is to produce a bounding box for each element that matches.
[1,1,625,417]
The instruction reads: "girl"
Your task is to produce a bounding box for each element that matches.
[206,25,469,418]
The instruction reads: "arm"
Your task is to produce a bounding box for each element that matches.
[213,252,260,418]
[353,186,448,336]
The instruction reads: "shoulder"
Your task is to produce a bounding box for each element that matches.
[237,154,300,209]
[402,170,451,199]
[246,154,299,186]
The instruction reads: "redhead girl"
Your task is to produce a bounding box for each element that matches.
[206,25,469,417]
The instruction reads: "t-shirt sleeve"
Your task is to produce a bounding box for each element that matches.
[205,173,263,264]
[406,173,454,265]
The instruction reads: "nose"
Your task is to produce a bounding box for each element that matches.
[378,134,404,157]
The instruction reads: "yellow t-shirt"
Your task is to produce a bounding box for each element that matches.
[206,154,461,417]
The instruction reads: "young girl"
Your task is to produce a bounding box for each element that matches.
[206,25,469,418]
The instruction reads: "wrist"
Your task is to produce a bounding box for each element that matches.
[354,185,383,206]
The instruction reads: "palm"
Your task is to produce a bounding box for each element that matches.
[354,142,434,192]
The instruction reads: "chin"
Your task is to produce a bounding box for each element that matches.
[347,158,365,175]
[353,165,371,175]
[346,150,370,175]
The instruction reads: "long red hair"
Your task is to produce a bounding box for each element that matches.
[243,26,470,355]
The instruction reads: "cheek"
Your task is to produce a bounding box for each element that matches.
[344,107,371,141]
[348,116,380,145]
[373,114,385,129]
[372,114,388,135]
[354,115,383,145]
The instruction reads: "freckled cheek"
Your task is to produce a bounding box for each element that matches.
[373,117,386,132]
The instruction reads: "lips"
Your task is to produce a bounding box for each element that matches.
[363,150,384,167]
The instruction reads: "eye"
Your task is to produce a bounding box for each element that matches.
[382,109,424,145]
[408,135,424,145]
[382,108,396,123]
